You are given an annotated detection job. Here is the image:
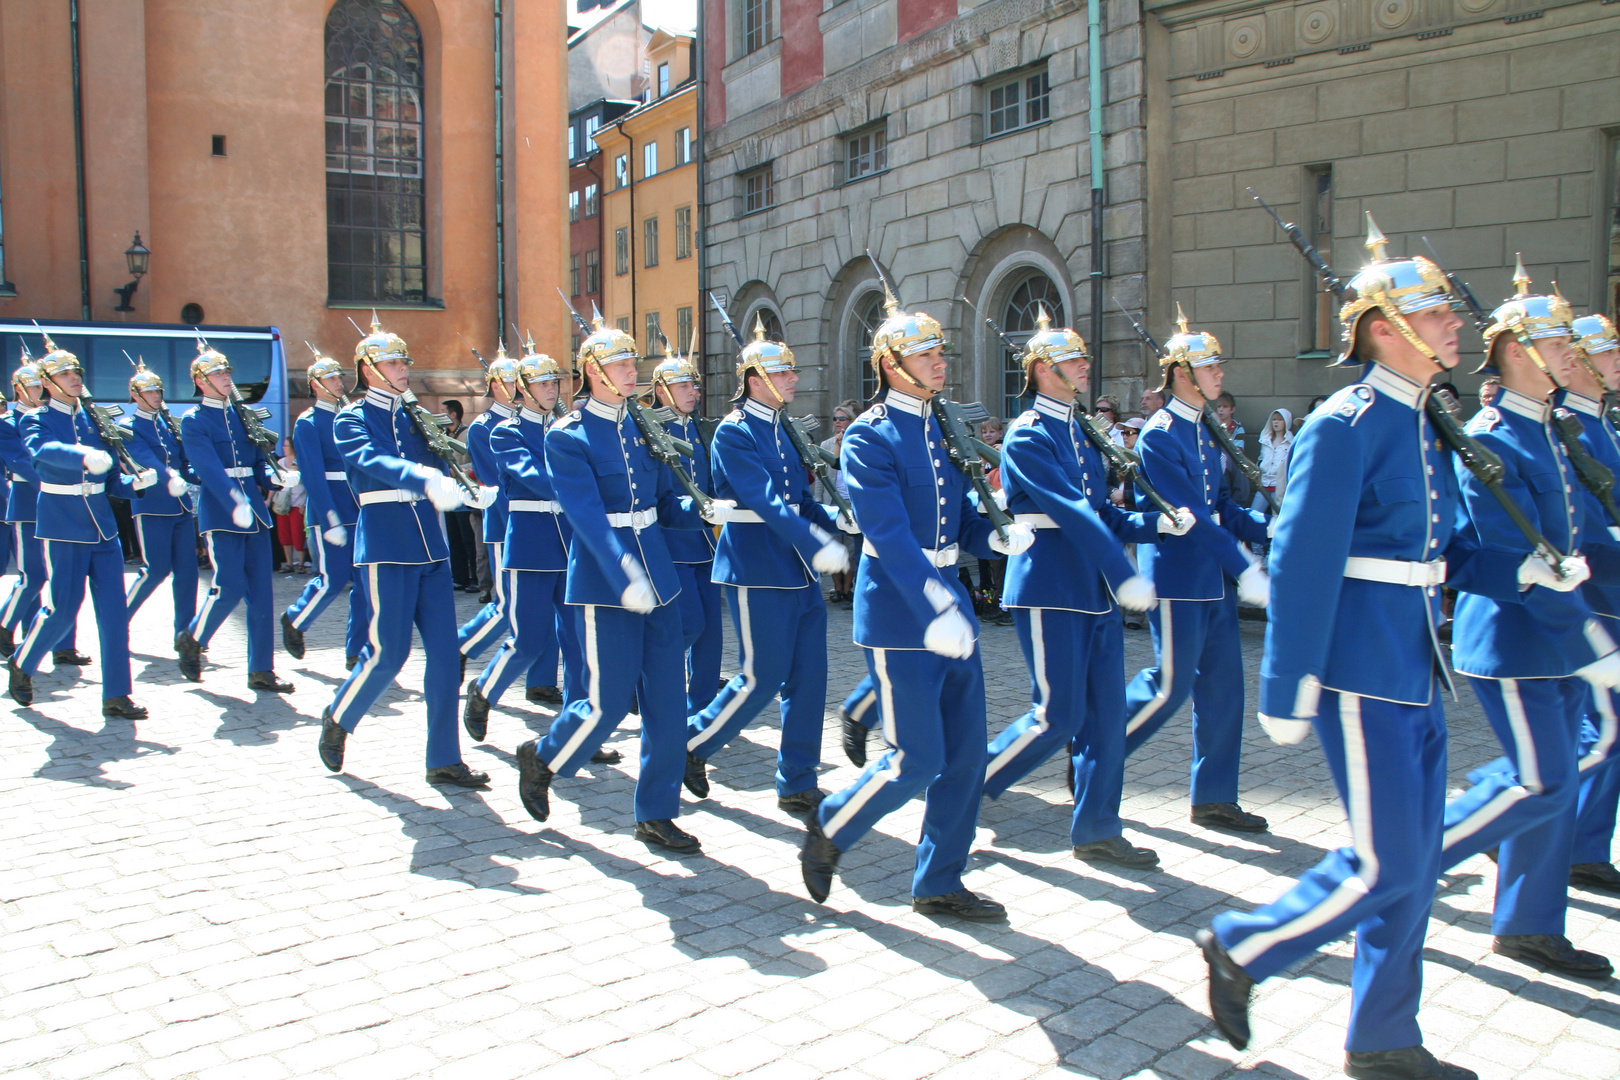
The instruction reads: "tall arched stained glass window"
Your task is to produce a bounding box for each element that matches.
[326,0,427,304]
[1001,274,1064,420]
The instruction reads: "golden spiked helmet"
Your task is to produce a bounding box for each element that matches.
[37,332,83,378]
[1474,255,1575,375]
[1156,304,1223,391]
[517,332,564,385]
[128,356,164,395]
[190,338,231,381]
[1336,212,1455,367]
[1018,303,1088,396]
[484,340,522,391]
[305,342,347,395]
[12,343,43,397]
[734,314,795,402]
[1574,314,1620,359]
[868,280,946,386]
[353,311,411,371]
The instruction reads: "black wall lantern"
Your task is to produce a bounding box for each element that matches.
[113,231,150,312]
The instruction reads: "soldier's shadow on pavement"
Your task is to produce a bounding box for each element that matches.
[19,708,178,789]
[193,687,312,746]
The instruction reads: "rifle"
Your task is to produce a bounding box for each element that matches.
[225,386,285,483]
[345,315,475,499]
[1252,201,1571,576]
[558,290,715,517]
[80,394,144,478]
[1552,408,1620,531]
[709,291,855,522]
[930,397,1015,543]
[974,296,1180,519]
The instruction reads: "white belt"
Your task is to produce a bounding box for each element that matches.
[224,466,255,478]
[606,507,658,530]
[862,538,960,567]
[358,489,424,505]
[509,499,561,514]
[1015,513,1060,529]
[1343,556,1447,588]
[39,482,105,496]
[729,506,801,524]
[324,471,347,481]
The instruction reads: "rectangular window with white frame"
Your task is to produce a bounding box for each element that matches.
[645,312,663,356]
[615,227,629,275]
[985,63,1051,139]
[742,0,772,55]
[585,249,600,293]
[658,63,670,98]
[584,183,599,216]
[644,216,659,268]
[743,165,774,215]
[675,206,692,259]
[615,154,629,189]
[569,190,580,223]
[643,142,658,180]
[676,306,694,354]
[845,123,887,183]
[568,126,576,160]
[676,128,693,166]
[570,253,581,297]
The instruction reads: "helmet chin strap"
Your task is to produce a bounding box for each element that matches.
[364,358,409,395]
[882,348,932,396]
[749,369,786,407]
[588,357,627,400]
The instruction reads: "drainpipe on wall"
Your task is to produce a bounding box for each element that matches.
[493,0,507,343]
[69,0,91,319]
[694,21,709,410]
[615,120,636,350]
[1087,0,1105,398]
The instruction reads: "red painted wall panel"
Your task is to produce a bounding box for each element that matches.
[704,0,726,127]
[779,0,824,97]
[898,0,956,43]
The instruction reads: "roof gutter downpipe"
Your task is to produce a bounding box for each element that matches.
[1087,0,1105,399]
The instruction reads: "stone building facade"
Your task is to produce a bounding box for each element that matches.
[1148,0,1620,427]
[700,0,1154,424]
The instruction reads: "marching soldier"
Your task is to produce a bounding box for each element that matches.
[121,360,200,645]
[1122,307,1272,834]
[8,337,157,718]
[989,309,1189,867]
[456,348,522,667]
[1435,262,1618,979]
[463,344,584,738]
[1567,313,1620,892]
[799,289,1033,916]
[649,350,724,717]
[514,316,733,853]
[1197,219,1494,1079]
[683,320,853,815]
[316,316,490,789]
[282,349,369,670]
[176,343,294,693]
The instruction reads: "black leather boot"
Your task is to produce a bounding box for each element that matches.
[247,671,294,693]
[281,613,305,660]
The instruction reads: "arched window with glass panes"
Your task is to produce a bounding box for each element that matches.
[848,291,885,403]
[325,0,427,304]
[1000,274,1065,420]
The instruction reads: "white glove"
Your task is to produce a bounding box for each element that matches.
[1237,564,1270,607]
[1518,554,1589,592]
[1157,508,1194,536]
[166,470,188,498]
[277,468,301,490]
[468,485,499,510]
[835,511,861,535]
[229,492,253,529]
[988,521,1035,556]
[812,539,850,575]
[324,525,349,546]
[132,468,158,491]
[992,488,1009,511]
[1259,714,1313,746]
[423,472,463,511]
[700,499,737,525]
[1115,574,1157,613]
[1577,652,1620,690]
[82,448,112,476]
[923,606,976,659]
[620,576,656,613]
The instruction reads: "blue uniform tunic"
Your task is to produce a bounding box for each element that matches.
[121,407,200,639]
[1123,394,1269,806]
[457,402,516,658]
[665,412,723,716]
[1439,385,1616,939]
[686,397,840,797]
[813,388,998,900]
[471,407,584,714]
[324,387,466,770]
[536,396,707,822]
[0,408,71,648]
[181,396,280,672]
[285,400,370,661]
[14,398,148,697]
[988,393,1162,844]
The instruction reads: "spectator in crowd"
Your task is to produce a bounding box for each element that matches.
[1139,387,1165,419]
[1254,408,1293,512]
[1213,391,1252,507]
[1479,375,1501,410]
[1092,396,1125,445]
[272,437,308,574]
[820,399,859,603]
[440,399,480,593]
[1294,394,1329,434]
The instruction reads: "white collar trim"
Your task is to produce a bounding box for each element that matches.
[1497,386,1550,422]
[201,395,229,410]
[884,388,928,416]
[1033,394,1072,421]
[1364,364,1427,410]
[743,398,779,423]
[519,406,548,423]
[489,402,516,419]
[585,397,624,421]
[49,398,77,415]
[365,387,400,411]
[1564,391,1603,418]
[315,399,339,414]
[135,408,158,420]
[1167,395,1202,422]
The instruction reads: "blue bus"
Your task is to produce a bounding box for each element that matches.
[0,320,290,437]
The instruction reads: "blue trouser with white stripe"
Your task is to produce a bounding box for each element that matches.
[328,559,463,769]
[1213,690,1446,1053]
[0,513,12,575]
[285,525,369,660]
[1441,676,1583,937]
[458,540,508,659]
[539,601,687,821]
[986,607,1128,845]
[1575,684,1620,865]
[675,561,723,716]
[2,523,73,649]
[16,538,133,698]
[686,584,825,797]
[126,513,199,639]
[845,674,880,730]
[475,568,583,708]
[1122,594,1246,806]
[190,528,275,673]
[816,645,988,899]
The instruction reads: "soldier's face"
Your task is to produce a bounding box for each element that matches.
[373,357,410,392]
[595,356,638,398]
[491,378,519,406]
[1536,335,1578,385]
[896,347,947,393]
[1053,356,1089,394]
[1590,348,1620,391]
[134,389,164,412]
[315,374,347,400]
[526,378,560,413]
[13,383,41,409]
[765,368,797,403]
[663,380,700,414]
[1191,363,1223,401]
[51,370,85,398]
[1406,306,1464,369]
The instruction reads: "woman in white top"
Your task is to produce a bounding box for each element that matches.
[1252,407,1293,513]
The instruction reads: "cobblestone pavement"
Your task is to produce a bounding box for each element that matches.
[2,569,1618,1080]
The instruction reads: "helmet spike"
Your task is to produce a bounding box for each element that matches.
[589,301,605,330]
[370,309,382,334]
[496,338,509,360]
[753,314,767,341]
[1364,212,1389,262]
[1174,302,1191,336]
[1512,253,1531,298]
[306,341,324,360]
[19,342,33,362]
[1035,302,1052,332]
